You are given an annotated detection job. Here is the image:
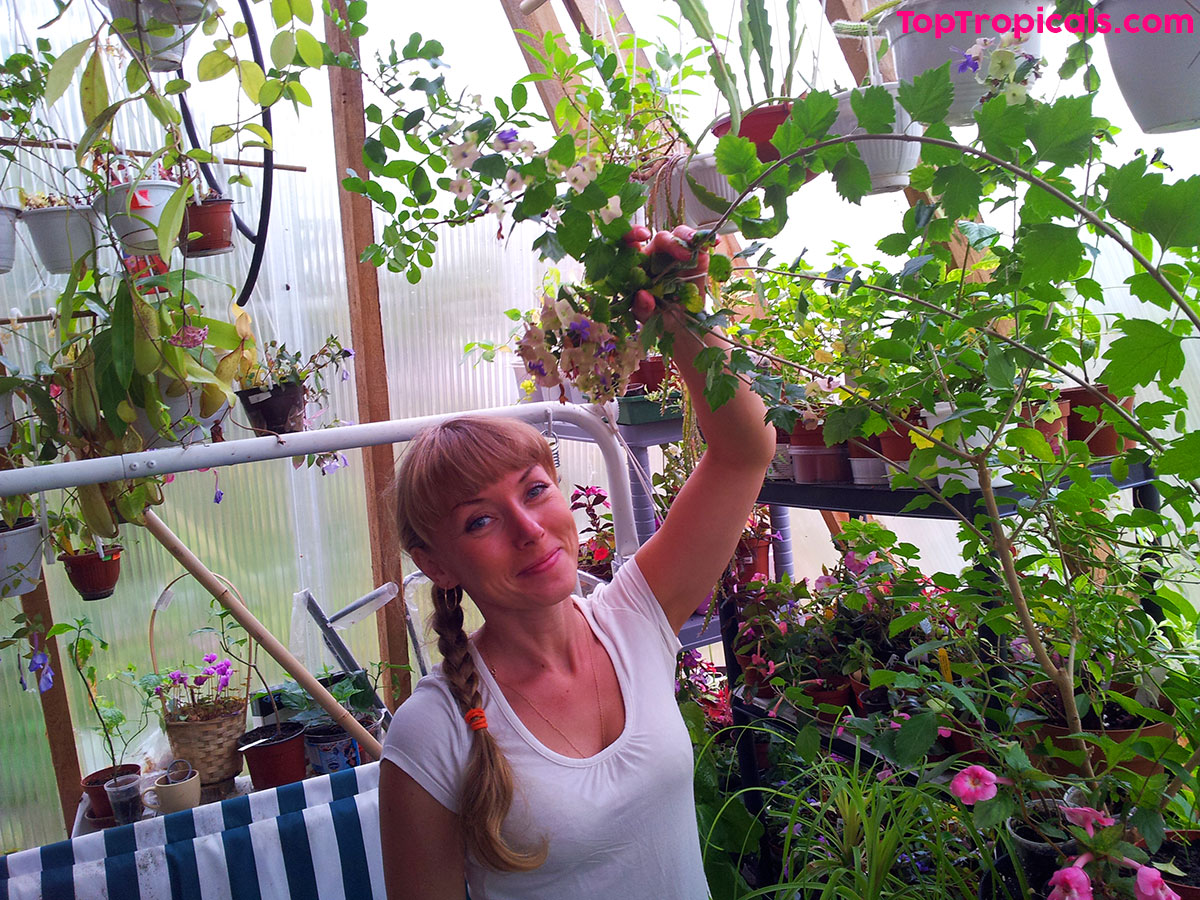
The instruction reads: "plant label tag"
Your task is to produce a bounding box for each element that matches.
[247,391,272,404]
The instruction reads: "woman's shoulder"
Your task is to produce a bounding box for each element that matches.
[383,667,470,756]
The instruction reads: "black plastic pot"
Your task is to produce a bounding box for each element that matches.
[236,382,306,436]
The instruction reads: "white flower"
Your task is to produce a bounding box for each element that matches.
[597,195,623,225]
[449,177,473,200]
[965,38,992,58]
[517,140,538,154]
[987,48,1018,81]
[449,139,480,170]
[487,200,505,218]
[566,164,594,192]
[546,157,567,176]
[504,168,531,193]
[579,155,598,177]
[543,207,561,225]
[1003,82,1029,105]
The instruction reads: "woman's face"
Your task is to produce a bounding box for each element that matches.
[413,464,580,612]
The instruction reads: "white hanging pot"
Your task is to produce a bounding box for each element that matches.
[879,0,1044,126]
[833,83,921,194]
[649,153,740,235]
[138,0,217,26]
[0,518,45,598]
[105,0,189,72]
[1100,0,1200,133]
[92,180,178,256]
[21,205,100,274]
[132,374,230,449]
[0,205,19,274]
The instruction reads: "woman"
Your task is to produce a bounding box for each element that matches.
[379,227,777,899]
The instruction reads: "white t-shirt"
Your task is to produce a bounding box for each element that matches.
[381,558,709,900]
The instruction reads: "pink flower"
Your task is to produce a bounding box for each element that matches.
[1048,866,1093,900]
[949,765,1011,805]
[1135,865,1181,900]
[937,726,953,738]
[814,574,838,591]
[167,324,209,349]
[1063,806,1117,838]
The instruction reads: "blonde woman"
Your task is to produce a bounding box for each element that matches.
[379,227,776,899]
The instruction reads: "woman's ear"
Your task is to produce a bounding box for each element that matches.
[410,546,459,590]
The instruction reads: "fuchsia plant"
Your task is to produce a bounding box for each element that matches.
[950,764,1180,900]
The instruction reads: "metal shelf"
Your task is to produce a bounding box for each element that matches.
[758,461,1155,519]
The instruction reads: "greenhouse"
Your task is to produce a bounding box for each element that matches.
[0,0,1198,897]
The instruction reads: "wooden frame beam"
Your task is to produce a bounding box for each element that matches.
[499,0,571,121]
[324,0,409,707]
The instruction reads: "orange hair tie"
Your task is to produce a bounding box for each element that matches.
[464,708,488,731]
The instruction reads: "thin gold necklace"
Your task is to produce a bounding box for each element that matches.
[486,607,605,757]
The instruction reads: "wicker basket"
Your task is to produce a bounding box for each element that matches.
[150,572,255,787]
[164,704,247,785]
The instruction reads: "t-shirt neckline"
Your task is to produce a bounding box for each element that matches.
[470,598,633,766]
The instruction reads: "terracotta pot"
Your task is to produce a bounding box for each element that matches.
[236,382,306,436]
[238,721,307,790]
[878,419,921,463]
[626,356,667,393]
[181,197,234,257]
[848,672,891,715]
[790,421,826,447]
[1061,385,1135,456]
[802,677,852,723]
[59,547,123,601]
[712,103,793,162]
[82,763,139,820]
[1021,681,1176,778]
[734,536,771,586]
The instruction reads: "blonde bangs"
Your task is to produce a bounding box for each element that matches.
[394,416,557,551]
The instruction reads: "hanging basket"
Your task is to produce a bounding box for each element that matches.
[21,205,100,274]
[92,180,179,256]
[150,571,253,787]
[181,197,235,257]
[0,204,19,275]
[104,0,190,72]
[832,83,921,194]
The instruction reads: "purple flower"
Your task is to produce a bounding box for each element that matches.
[213,488,224,504]
[953,48,980,73]
[29,650,48,673]
[320,453,349,475]
[567,318,592,343]
[169,670,187,685]
[529,360,547,376]
[193,674,209,686]
[498,127,518,145]
[217,674,230,692]
[342,348,355,358]
[203,653,217,664]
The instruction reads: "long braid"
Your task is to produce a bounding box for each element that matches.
[431,585,547,872]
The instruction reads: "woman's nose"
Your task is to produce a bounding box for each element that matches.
[509,505,545,543]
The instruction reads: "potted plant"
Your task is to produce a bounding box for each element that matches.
[104,0,191,73]
[90,159,183,257]
[180,187,235,258]
[49,498,123,601]
[571,484,616,581]
[235,334,353,436]
[282,670,383,776]
[18,190,100,274]
[832,83,921,194]
[0,201,19,274]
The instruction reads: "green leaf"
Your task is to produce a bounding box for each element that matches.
[1006,427,1053,462]
[708,50,741,135]
[156,182,191,261]
[745,0,774,95]
[270,0,290,26]
[79,49,108,126]
[1156,431,1200,480]
[1101,319,1186,395]
[823,404,869,445]
[291,0,314,24]
[973,793,1016,830]
[893,712,937,766]
[294,29,324,68]
[898,62,953,125]
[789,90,838,141]
[548,133,575,168]
[872,338,913,361]
[270,31,296,69]
[1027,95,1097,167]
[74,99,126,163]
[109,281,135,390]
[674,0,715,40]
[1016,223,1084,284]
[984,343,1016,389]
[831,154,871,204]
[849,85,895,134]
[45,38,90,108]
[197,49,236,81]
[1141,174,1200,251]
[975,95,1027,159]
[714,134,761,190]
[931,164,981,219]
[238,60,265,104]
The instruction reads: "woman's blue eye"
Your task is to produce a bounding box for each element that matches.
[465,515,491,533]
[527,482,549,500]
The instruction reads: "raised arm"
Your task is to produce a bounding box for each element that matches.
[630,228,777,631]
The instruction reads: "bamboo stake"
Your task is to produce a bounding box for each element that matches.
[142,510,382,761]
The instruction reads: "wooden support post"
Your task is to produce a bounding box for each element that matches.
[499,0,571,121]
[20,577,83,837]
[143,511,383,760]
[561,0,651,72]
[324,1,410,707]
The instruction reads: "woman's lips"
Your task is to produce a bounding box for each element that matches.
[519,547,562,576]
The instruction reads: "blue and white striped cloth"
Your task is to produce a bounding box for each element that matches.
[1,763,383,900]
